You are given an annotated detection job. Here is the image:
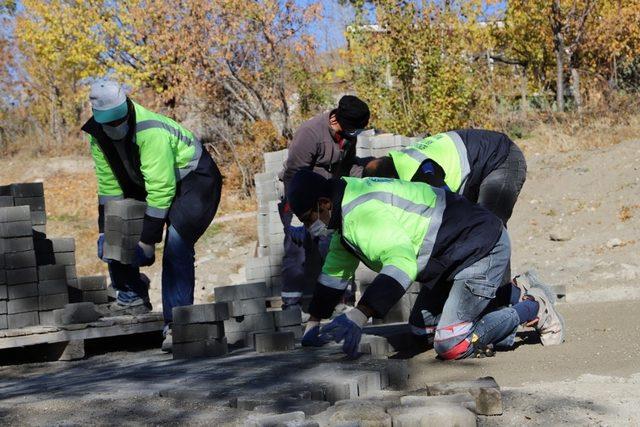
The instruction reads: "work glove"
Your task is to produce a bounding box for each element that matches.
[320,308,369,359]
[134,242,156,267]
[288,225,307,246]
[97,234,108,262]
[301,321,331,347]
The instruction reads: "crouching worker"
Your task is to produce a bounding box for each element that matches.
[82,79,222,350]
[286,170,564,359]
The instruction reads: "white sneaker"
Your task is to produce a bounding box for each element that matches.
[161,325,172,353]
[527,287,565,346]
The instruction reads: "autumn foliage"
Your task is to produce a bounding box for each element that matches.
[1,0,639,195]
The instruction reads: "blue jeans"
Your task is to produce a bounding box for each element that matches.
[279,201,331,305]
[162,225,195,323]
[409,228,519,359]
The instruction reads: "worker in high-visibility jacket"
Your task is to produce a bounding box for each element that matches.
[363,129,526,225]
[82,79,222,351]
[286,170,564,359]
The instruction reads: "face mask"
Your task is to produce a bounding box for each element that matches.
[102,121,129,140]
[307,205,331,238]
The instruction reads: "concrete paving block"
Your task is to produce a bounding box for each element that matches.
[76,275,107,291]
[38,310,55,325]
[399,393,474,408]
[10,182,44,198]
[469,387,503,415]
[53,302,102,325]
[277,324,303,339]
[253,399,330,416]
[0,205,31,222]
[14,197,45,212]
[386,359,409,389]
[7,311,39,329]
[173,323,225,343]
[39,293,69,311]
[227,298,267,317]
[388,404,477,427]
[0,196,13,207]
[358,335,391,359]
[0,285,6,300]
[245,411,305,427]
[273,307,302,327]
[105,216,144,234]
[65,265,77,280]
[254,331,295,353]
[105,199,146,220]
[0,220,33,238]
[58,339,85,361]
[0,300,6,315]
[8,296,39,314]
[326,400,392,427]
[37,265,67,281]
[48,238,75,252]
[224,312,275,333]
[30,211,46,225]
[53,251,76,266]
[8,282,38,299]
[78,290,108,305]
[38,279,68,295]
[0,314,6,329]
[427,377,499,396]
[214,282,269,302]
[4,250,37,269]
[0,236,34,253]
[225,328,273,347]
[172,337,228,359]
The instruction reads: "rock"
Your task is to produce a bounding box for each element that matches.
[606,238,623,248]
[469,387,503,415]
[549,225,572,241]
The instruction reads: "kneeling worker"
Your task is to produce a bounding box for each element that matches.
[286,170,564,359]
[82,79,222,350]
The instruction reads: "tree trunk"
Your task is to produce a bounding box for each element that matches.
[570,67,581,112]
[520,66,528,112]
[555,48,564,112]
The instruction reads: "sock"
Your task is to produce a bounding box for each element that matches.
[495,283,521,306]
[513,300,539,323]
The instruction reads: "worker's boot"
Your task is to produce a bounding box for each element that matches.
[526,286,565,346]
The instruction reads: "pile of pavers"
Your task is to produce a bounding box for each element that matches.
[171,282,305,359]
[355,131,419,159]
[103,199,146,264]
[0,182,96,330]
[172,302,230,359]
[68,275,109,305]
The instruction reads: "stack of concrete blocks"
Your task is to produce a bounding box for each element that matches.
[34,237,77,288]
[247,149,291,297]
[68,275,109,305]
[37,264,71,325]
[272,306,304,339]
[103,199,145,264]
[0,206,39,329]
[172,302,230,359]
[3,182,47,236]
[215,282,276,347]
[355,132,420,159]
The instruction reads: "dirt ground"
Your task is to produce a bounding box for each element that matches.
[0,137,639,424]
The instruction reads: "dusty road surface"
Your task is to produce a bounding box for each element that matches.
[0,139,639,425]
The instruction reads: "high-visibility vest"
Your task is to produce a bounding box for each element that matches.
[319,177,446,291]
[389,131,470,193]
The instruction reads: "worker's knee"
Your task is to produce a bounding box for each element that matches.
[433,337,471,360]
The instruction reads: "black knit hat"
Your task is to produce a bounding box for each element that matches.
[287,169,331,217]
[335,95,370,131]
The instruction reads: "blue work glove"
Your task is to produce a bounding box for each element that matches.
[288,225,307,246]
[97,234,108,262]
[134,242,155,267]
[320,309,369,359]
[301,321,331,347]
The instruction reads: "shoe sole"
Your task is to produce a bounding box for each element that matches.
[116,299,145,307]
[532,281,565,345]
